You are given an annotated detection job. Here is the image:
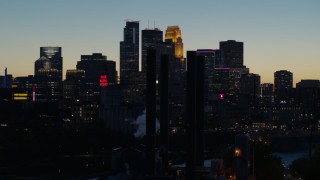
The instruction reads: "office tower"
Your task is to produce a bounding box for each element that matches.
[33,56,62,102]
[165,26,184,59]
[141,28,163,73]
[186,51,205,179]
[196,49,218,129]
[274,70,293,91]
[76,53,116,86]
[76,53,116,101]
[219,40,244,68]
[261,83,274,103]
[239,73,261,101]
[146,48,156,175]
[75,53,116,124]
[274,70,293,102]
[63,69,85,102]
[120,21,139,85]
[40,47,63,80]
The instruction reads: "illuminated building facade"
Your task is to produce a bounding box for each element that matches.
[165,26,183,59]
[40,47,63,81]
[34,56,62,102]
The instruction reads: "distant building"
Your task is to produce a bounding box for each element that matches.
[34,56,62,102]
[274,70,293,102]
[296,80,320,123]
[63,69,85,102]
[141,28,163,73]
[120,21,139,86]
[197,49,221,128]
[239,73,261,104]
[219,40,244,68]
[274,70,293,91]
[75,53,116,101]
[165,26,184,59]
[77,53,116,85]
[0,74,12,89]
[39,47,63,81]
[261,83,274,104]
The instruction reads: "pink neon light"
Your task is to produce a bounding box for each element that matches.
[219,93,224,100]
[32,86,36,102]
[100,75,108,87]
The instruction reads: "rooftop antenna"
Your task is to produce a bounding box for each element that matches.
[148,19,150,29]
[154,20,155,29]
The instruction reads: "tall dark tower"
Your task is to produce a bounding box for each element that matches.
[219,40,243,68]
[4,67,7,88]
[186,51,205,179]
[40,47,63,80]
[120,21,139,86]
[141,28,163,73]
[274,70,293,102]
[146,48,156,175]
[160,54,169,172]
[36,47,63,101]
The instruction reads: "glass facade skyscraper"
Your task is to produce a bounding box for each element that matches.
[39,47,63,80]
[219,40,243,68]
[141,28,163,73]
[120,21,139,85]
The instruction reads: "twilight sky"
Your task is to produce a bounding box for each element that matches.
[1,0,319,85]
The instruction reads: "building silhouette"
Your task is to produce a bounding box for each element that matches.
[219,40,243,68]
[33,56,62,102]
[186,51,205,179]
[274,70,293,102]
[141,28,163,73]
[120,21,139,85]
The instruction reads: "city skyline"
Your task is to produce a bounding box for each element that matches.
[1,0,319,85]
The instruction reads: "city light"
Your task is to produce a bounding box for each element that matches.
[100,75,108,87]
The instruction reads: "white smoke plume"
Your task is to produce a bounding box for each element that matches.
[134,109,160,137]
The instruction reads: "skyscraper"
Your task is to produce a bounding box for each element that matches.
[76,53,116,86]
[40,47,63,80]
[165,26,183,59]
[274,70,293,102]
[120,21,139,85]
[274,70,293,91]
[219,40,243,68]
[141,28,163,73]
[34,47,63,101]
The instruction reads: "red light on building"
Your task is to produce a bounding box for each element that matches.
[219,93,224,100]
[100,75,108,87]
